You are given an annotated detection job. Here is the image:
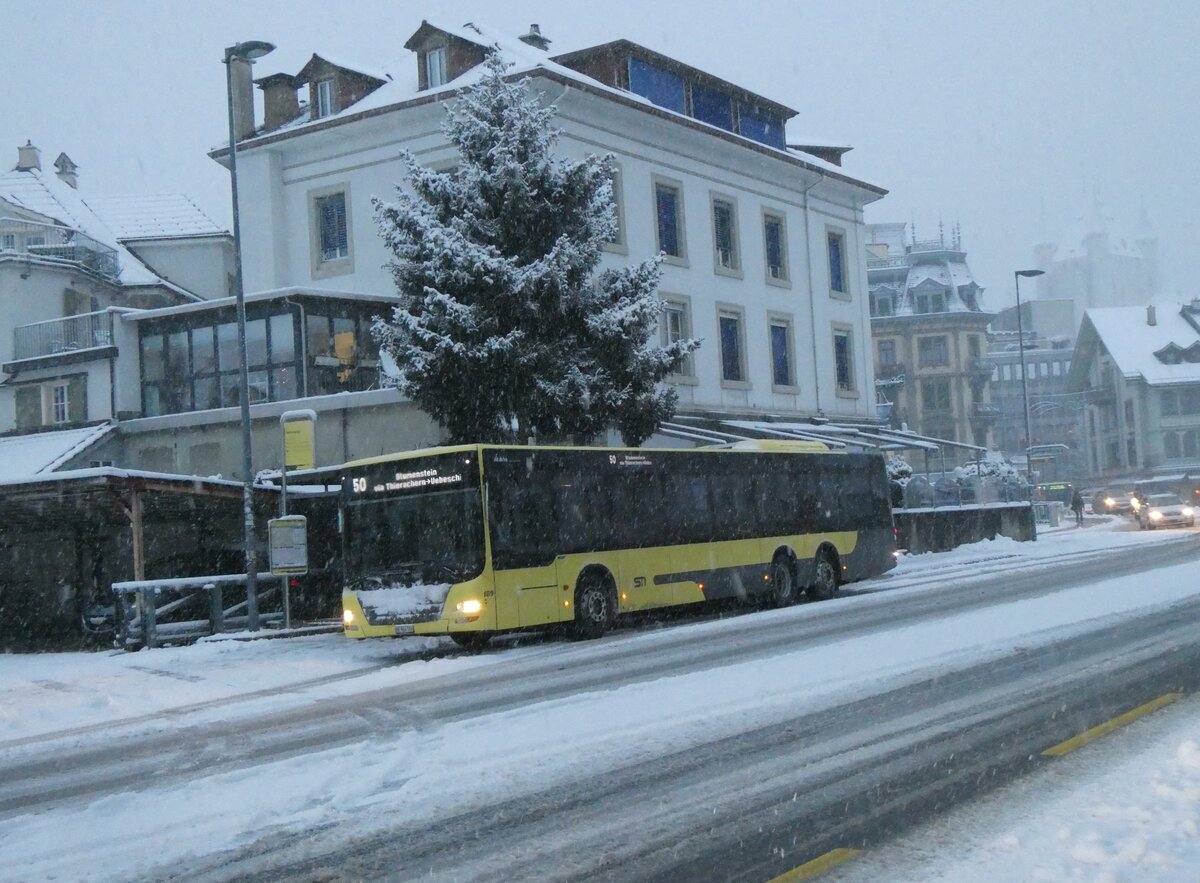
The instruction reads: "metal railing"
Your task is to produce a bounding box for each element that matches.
[0,216,119,279]
[866,255,908,269]
[113,572,285,649]
[13,310,115,361]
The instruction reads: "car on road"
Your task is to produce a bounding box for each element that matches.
[1094,488,1135,516]
[1136,493,1196,529]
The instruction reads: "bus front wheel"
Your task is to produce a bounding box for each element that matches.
[570,573,614,640]
[808,550,839,602]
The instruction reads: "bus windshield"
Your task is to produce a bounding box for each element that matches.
[342,454,485,588]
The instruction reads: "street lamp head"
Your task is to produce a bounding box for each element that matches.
[1015,269,1045,278]
[226,40,275,62]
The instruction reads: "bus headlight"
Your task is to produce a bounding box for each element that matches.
[456,599,482,615]
[343,609,355,625]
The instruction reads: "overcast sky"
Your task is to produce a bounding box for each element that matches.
[6,0,1195,308]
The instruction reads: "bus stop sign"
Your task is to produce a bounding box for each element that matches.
[269,515,308,575]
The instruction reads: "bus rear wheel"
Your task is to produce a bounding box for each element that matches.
[770,555,799,607]
[570,573,613,640]
[450,631,492,652]
[808,550,839,602]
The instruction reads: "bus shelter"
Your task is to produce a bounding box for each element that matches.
[0,469,270,649]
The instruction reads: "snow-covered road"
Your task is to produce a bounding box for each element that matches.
[1,519,1198,882]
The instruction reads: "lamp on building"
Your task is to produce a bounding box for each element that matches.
[1015,268,1045,539]
[224,39,275,630]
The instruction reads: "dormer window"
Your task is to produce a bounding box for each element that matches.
[426,47,449,88]
[315,78,336,118]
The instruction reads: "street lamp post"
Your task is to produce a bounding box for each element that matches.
[224,39,275,630]
[1015,268,1045,540]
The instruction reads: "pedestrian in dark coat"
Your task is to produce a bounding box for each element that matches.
[1070,489,1085,525]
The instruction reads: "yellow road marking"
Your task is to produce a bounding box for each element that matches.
[1042,692,1183,757]
[770,847,861,882]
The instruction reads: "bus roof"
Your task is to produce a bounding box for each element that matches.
[341,439,840,471]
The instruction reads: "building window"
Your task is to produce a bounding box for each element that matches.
[316,193,347,261]
[763,212,788,283]
[661,297,694,378]
[1,233,14,250]
[629,58,686,114]
[1165,431,1182,460]
[50,383,69,424]
[922,377,952,411]
[14,376,87,429]
[654,179,685,261]
[602,166,626,251]
[309,186,354,278]
[691,82,733,131]
[827,230,848,294]
[315,79,336,118]
[737,101,785,149]
[833,328,855,393]
[768,315,795,389]
[711,196,739,273]
[877,339,897,367]
[968,335,980,358]
[870,291,894,316]
[915,291,947,313]
[917,335,950,367]
[425,47,448,88]
[718,307,747,385]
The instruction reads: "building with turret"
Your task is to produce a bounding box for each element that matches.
[866,222,995,452]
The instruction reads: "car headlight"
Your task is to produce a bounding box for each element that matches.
[456,599,482,615]
[1183,507,1195,517]
[343,608,355,624]
[1150,510,1163,520]
[1104,497,1116,507]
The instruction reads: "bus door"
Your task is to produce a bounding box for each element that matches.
[486,469,561,629]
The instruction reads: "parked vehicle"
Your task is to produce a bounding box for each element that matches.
[1136,493,1196,529]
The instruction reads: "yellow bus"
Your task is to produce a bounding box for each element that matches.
[340,442,896,648]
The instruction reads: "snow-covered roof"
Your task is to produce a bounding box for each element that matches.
[1081,304,1200,385]
[238,21,884,194]
[0,166,165,287]
[0,423,114,483]
[85,194,227,241]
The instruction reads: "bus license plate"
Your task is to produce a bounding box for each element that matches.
[394,624,415,636]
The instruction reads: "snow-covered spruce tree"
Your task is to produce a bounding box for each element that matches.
[372,53,697,446]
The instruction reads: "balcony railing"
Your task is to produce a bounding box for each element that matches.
[866,255,908,269]
[1,217,119,280]
[13,310,115,361]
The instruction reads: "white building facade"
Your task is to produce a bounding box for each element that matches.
[223,21,886,430]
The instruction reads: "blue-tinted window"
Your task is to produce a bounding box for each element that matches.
[655,183,682,257]
[738,102,785,148]
[719,314,743,382]
[630,58,686,114]
[692,83,733,131]
[828,232,846,293]
[770,323,791,386]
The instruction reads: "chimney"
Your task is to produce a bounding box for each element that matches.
[256,73,301,132]
[16,140,41,171]
[229,56,257,141]
[518,24,551,51]
[54,152,79,189]
[1147,304,1157,326]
